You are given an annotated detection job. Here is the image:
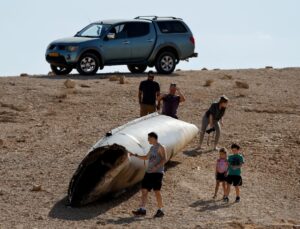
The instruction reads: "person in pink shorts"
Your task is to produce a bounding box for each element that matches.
[213,148,229,199]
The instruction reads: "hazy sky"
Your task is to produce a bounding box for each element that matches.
[0,0,299,76]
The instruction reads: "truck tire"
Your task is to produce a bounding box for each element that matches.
[76,53,99,75]
[127,65,147,74]
[51,65,72,75]
[155,52,176,74]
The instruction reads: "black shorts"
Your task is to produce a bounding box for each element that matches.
[142,172,163,191]
[226,175,242,186]
[216,172,227,181]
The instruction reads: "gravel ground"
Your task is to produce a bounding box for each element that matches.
[0,68,299,229]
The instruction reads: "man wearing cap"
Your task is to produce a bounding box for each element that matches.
[199,96,229,150]
[158,83,186,119]
[138,71,160,117]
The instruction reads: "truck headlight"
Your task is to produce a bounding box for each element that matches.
[66,46,79,52]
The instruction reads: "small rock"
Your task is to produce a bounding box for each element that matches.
[20,73,29,77]
[64,79,76,88]
[9,82,16,86]
[31,185,42,192]
[201,67,208,71]
[48,71,55,76]
[80,84,91,88]
[37,216,44,220]
[16,137,26,143]
[0,189,4,195]
[0,139,3,146]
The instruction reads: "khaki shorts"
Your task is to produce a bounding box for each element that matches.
[140,104,156,117]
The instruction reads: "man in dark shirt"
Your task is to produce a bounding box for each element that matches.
[158,83,186,119]
[139,71,160,117]
[199,96,229,150]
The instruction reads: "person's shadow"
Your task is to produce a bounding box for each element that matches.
[183,148,214,157]
[190,199,233,212]
[48,160,181,221]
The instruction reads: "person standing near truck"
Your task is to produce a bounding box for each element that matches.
[138,71,160,117]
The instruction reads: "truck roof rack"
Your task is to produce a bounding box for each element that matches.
[134,16,182,21]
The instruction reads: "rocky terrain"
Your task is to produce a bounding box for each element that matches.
[0,68,299,228]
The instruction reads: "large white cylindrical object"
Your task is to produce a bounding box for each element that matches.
[68,113,198,206]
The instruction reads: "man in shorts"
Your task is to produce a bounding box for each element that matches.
[129,132,166,217]
[224,143,244,203]
[138,71,160,117]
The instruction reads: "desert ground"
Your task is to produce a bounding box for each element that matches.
[0,68,299,229]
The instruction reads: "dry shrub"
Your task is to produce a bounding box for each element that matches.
[119,76,128,84]
[20,73,29,77]
[56,92,67,99]
[235,81,249,89]
[64,79,76,88]
[0,102,27,112]
[222,74,233,80]
[201,67,208,71]
[109,75,119,81]
[204,79,214,87]
[265,66,273,69]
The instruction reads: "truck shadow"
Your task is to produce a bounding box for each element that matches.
[32,72,181,80]
[48,160,180,221]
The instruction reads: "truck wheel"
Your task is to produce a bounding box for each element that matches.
[127,65,147,74]
[155,52,176,74]
[76,53,99,75]
[50,65,72,75]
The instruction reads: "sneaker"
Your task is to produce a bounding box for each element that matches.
[213,194,217,199]
[132,208,146,216]
[235,196,240,203]
[154,209,165,218]
[223,196,229,203]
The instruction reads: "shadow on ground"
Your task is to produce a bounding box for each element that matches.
[48,160,180,221]
[32,72,181,80]
[183,148,214,157]
[190,199,233,212]
[48,184,140,221]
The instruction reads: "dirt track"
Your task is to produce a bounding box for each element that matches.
[0,68,300,228]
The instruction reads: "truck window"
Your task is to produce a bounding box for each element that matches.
[157,21,187,33]
[126,22,150,38]
[109,24,128,39]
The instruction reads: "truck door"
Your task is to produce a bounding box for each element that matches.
[101,23,131,64]
[126,22,156,61]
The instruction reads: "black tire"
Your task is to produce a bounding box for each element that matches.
[50,65,72,75]
[76,53,99,75]
[127,64,147,74]
[155,51,177,74]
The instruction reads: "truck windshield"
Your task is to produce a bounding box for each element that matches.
[76,24,111,38]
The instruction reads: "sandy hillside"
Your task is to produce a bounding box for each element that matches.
[0,68,300,229]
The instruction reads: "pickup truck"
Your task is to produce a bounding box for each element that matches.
[45,16,198,75]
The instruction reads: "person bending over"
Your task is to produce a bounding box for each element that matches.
[199,95,229,150]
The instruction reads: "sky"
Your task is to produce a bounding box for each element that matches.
[0,0,299,76]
